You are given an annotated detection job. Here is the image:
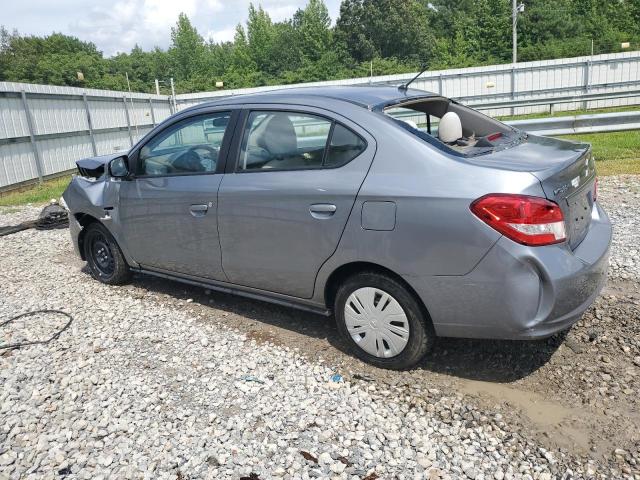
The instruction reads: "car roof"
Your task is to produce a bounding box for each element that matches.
[182,85,439,113]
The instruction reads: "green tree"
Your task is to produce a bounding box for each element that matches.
[246,4,275,75]
[169,13,206,81]
[336,0,433,63]
[293,0,332,61]
[335,0,375,61]
[1,1,639,93]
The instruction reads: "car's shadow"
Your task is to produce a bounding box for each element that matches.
[110,271,564,383]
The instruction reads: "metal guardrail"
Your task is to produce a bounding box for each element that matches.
[507,111,640,135]
[464,89,640,113]
[390,108,640,135]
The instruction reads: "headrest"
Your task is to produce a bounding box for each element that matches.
[260,115,297,157]
[439,112,463,143]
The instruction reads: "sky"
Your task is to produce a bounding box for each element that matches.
[2,0,342,57]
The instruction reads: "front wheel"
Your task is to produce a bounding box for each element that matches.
[334,272,434,370]
[83,223,131,285]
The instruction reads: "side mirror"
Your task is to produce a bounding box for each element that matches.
[109,156,129,178]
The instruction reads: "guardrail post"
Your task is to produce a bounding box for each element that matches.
[83,93,98,156]
[122,95,134,147]
[438,74,443,95]
[20,90,44,184]
[148,98,156,127]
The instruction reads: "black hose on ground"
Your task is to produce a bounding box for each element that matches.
[0,310,73,351]
[0,203,69,237]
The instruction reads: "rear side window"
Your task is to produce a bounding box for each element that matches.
[238,110,366,171]
[239,111,331,171]
[325,124,366,168]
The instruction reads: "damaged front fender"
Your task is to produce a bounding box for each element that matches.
[62,172,138,267]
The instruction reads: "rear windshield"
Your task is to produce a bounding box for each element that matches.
[383,97,525,157]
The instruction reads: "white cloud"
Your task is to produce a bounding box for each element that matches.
[206,27,237,44]
[3,0,343,56]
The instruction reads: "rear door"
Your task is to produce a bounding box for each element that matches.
[118,109,237,279]
[217,106,375,298]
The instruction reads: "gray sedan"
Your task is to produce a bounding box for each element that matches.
[62,86,611,369]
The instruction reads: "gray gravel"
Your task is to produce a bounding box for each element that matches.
[0,175,639,479]
[598,175,640,282]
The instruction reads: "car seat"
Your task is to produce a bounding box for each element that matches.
[259,115,298,167]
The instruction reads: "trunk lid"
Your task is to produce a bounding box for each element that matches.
[465,134,596,249]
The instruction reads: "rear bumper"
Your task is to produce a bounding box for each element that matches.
[408,202,611,340]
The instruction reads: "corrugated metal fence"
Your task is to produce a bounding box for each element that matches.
[0,84,171,190]
[176,51,640,117]
[1,51,640,191]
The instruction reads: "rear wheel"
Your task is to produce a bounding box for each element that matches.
[83,223,131,285]
[334,272,434,370]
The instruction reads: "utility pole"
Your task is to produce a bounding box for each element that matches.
[125,72,138,136]
[512,0,518,64]
[512,1,525,64]
[170,77,177,112]
[155,79,160,95]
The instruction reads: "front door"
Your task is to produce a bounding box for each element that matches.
[118,110,235,280]
[218,108,375,298]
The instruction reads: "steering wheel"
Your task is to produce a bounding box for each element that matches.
[173,145,219,173]
[188,145,218,156]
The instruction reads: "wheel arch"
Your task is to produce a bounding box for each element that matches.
[324,261,432,321]
[74,213,101,261]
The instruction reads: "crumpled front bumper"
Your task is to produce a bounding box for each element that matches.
[69,215,83,259]
[409,202,612,340]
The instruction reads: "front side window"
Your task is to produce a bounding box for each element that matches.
[138,111,231,176]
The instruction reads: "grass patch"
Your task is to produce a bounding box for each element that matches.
[0,175,72,207]
[560,130,640,176]
[497,105,640,121]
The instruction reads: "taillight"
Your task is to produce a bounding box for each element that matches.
[471,194,566,246]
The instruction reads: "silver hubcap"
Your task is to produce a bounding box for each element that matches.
[344,287,410,358]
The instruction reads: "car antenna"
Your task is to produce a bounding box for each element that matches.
[398,63,428,92]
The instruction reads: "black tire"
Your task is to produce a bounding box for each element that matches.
[83,222,131,285]
[334,272,434,370]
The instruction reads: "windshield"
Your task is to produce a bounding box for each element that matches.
[383,97,525,157]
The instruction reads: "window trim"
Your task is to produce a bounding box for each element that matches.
[233,108,367,174]
[130,109,238,179]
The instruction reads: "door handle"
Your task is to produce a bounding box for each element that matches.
[309,203,337,219]
[189,204,209,217]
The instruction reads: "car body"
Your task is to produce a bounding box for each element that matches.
[62,86,612,369]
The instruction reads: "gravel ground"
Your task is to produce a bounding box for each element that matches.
[0,176,639,479]
[600,176,640,281]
